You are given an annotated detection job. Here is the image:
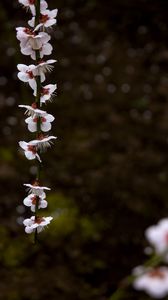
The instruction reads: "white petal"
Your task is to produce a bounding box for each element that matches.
[43,9,58,18]
[20,39,29,49]
[40,200,48,209]
[41,43,53,57]
[47,59,57,64]
[29,79,37,90]
[28,122,37,132]
[25,151,36,160]
[41,122,51,132]
[31,223,39,229]
[46,114,55,122]
[46,136,57,141]
[19,141,27,150]
[23,218,32,226]
[18,72,29,83]
[45,19,57,27]
[28,17,35,27]
[40,72,46,82]
[40,95,49,103]
[17,64,28,72]
[31,51,36,60]
[45,216,53,224]
[30,5,36,16]
[50,9,58,18]
[41,0,48,11]
[39,32,51,44]
[23,196,32,207]
[21,46,33,56]
[25,116,32,124]
[18,0,28,5]
[49,84,57,93]
[30,205,36,212]
[25,226,34,234]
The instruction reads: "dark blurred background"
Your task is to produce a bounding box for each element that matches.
[1,0,168,299]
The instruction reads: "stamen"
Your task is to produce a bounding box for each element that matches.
[33,117,38,123]
[35,216,45,224]
[26,70,34,79]
[32,180,40,186]
[31,195,38,205]
[149,269,165,279]
[29,0,35,4]
[27,145,37,154]
[31,102,37,109]
[41,117,46,123]
[24,28,34,35]
[42,88,50,95]
[40,14,49,24]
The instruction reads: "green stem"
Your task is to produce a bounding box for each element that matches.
[35,0,40,28]
[34,0,41,244]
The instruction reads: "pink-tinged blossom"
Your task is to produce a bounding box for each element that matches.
[25,112,55,132]
[145,218,168,260]
[23,193,47,212]
[16,28,53,60]
[31,134,57,151]
[29,42,53,60]
[133,267,168,298]
[18,0,48,16]
[34,84,57,104]
[17,64,37,90]
[28,9,58,30]
[23,216,53,234]
[19,140,41,162]
[16,28,50,50]
[24,182,50,196]
[17,61,54,87]
[19,103,46,116]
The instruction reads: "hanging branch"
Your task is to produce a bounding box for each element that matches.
[16,0,58,242]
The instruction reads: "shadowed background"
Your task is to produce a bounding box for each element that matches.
[0,0,168,299]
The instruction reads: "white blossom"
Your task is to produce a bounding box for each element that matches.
[25,112,55,132]
[30,42,53,60]
[19,104,46,116]
[16,27,50,49]
[17,61,55,87]
[16,28,53,60]
[133,267,168,298]
[24,182,50,196]
[33,84,57,104]
[18,0,48,16]
[28,9,58,30]
[17,63,37,90]
[23,216,53,234]
[23,193,47,212]
[145,218,168,260]
[19,140,41,162]
[31,134,57,151]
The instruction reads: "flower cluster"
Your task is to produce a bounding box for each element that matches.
[17,0,58,237]
[133,218,168,298]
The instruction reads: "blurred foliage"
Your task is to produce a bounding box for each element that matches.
[1,0,168,299]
